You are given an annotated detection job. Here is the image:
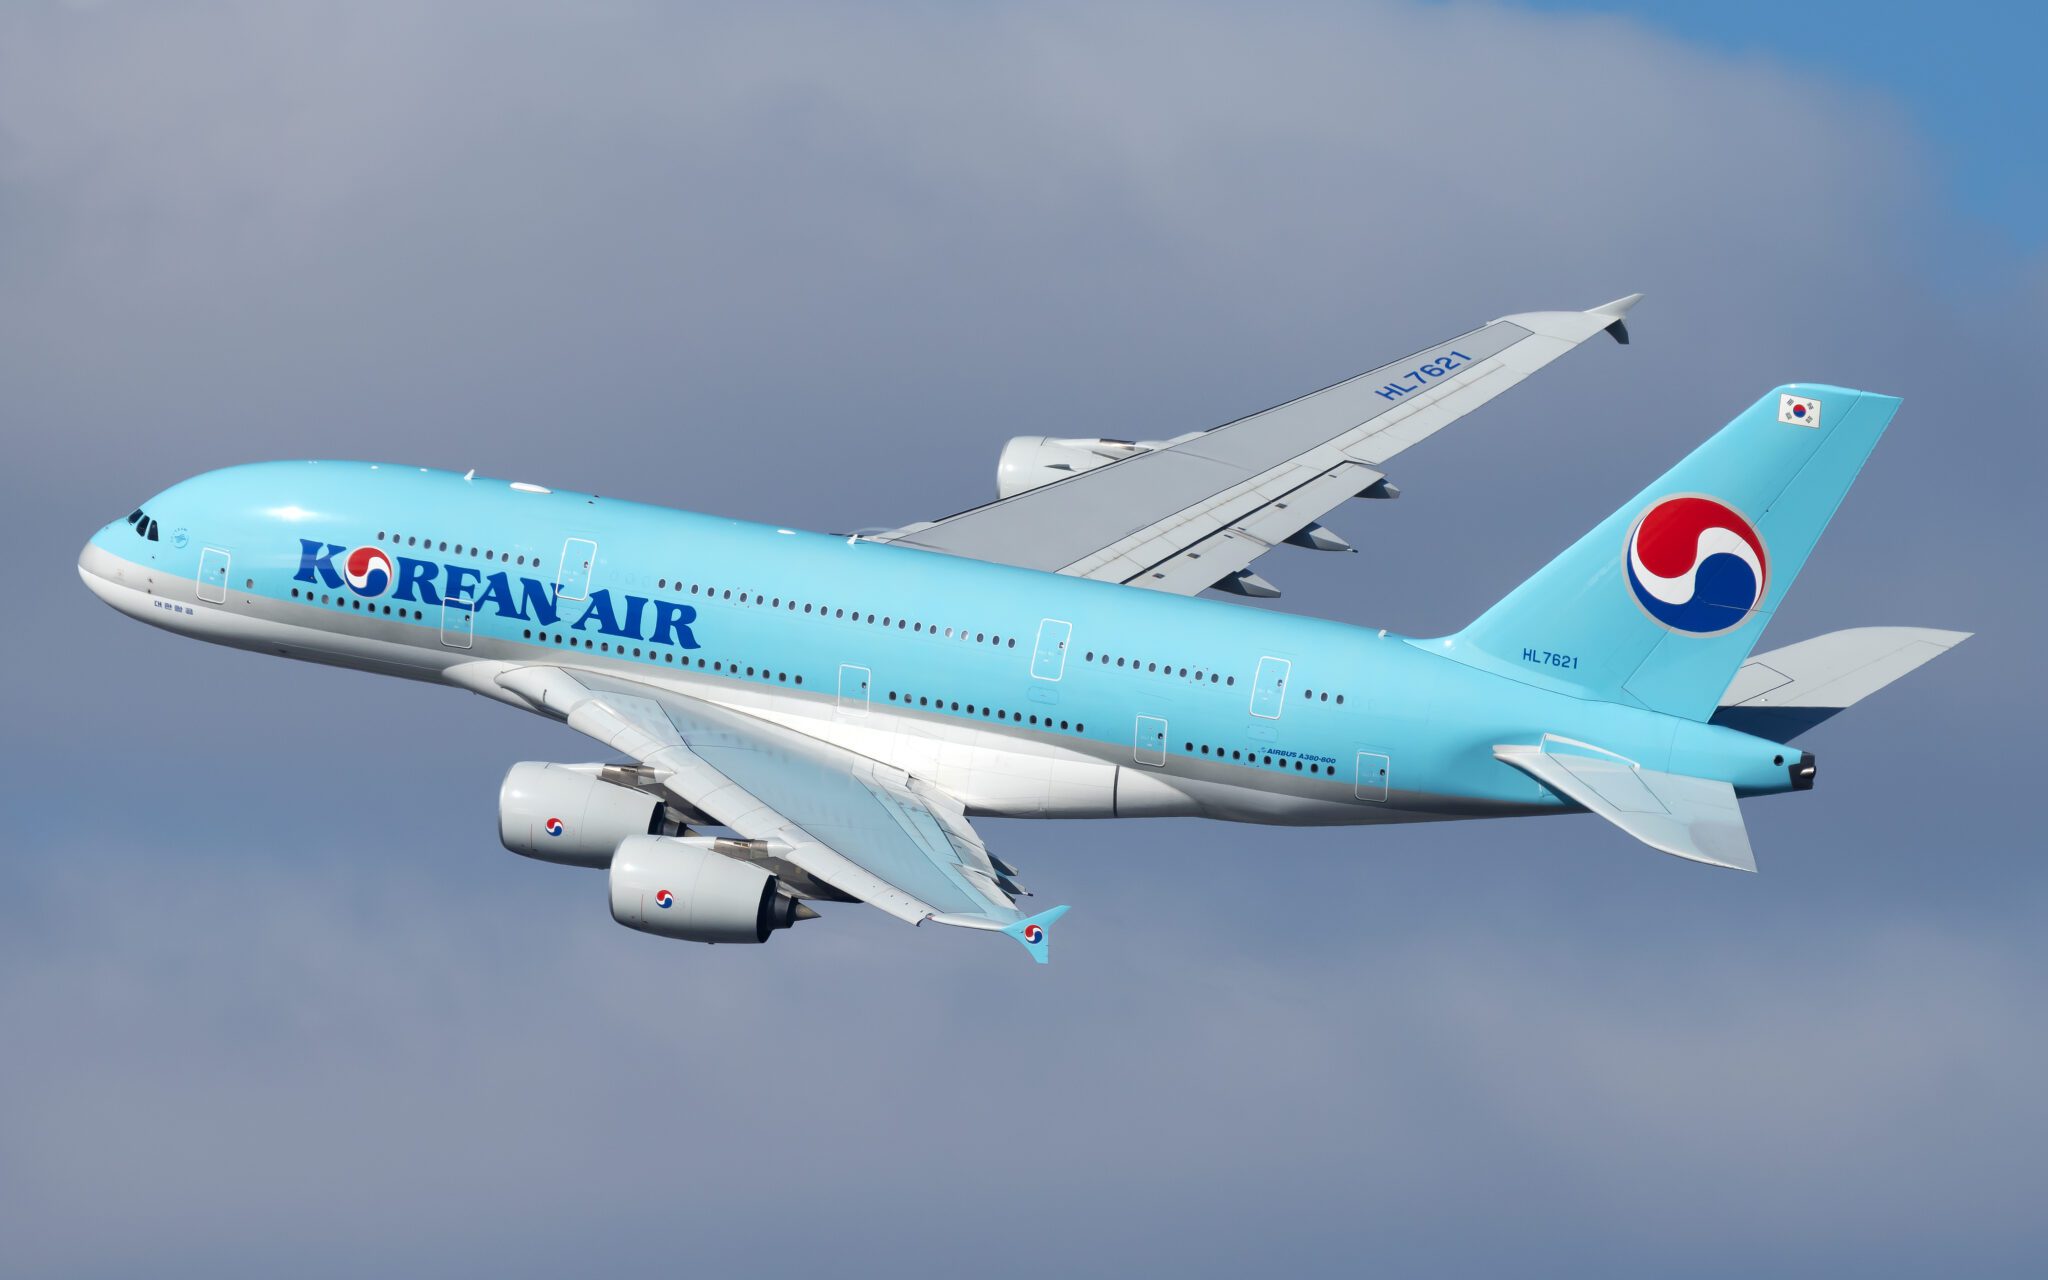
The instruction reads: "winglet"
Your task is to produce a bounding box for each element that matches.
[1587,293,1643,345]
[1002,905,1071,964]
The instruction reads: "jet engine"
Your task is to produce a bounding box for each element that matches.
[609,834,810,944]
[996,436,1166,498]
[498,761,679,868]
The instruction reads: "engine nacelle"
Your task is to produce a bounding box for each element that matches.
[499,762,672,868]
[996,436,1162,498]
[609,835,806,944]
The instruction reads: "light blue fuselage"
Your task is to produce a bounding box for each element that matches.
[79,461,1799,829]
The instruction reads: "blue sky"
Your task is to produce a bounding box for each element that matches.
[2,3,2042,1276]
[1523,0,2046,249]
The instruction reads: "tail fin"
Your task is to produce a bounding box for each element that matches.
[1442,385,1899,721]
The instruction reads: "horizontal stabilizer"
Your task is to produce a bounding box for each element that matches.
[1495,741,1755,871]
[1714,627,1970,740]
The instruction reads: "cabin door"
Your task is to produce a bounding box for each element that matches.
[196,547,231,604]
[557,538,598,602]
[440,596,475,649]
[1133,715,1168,767]
[1354,752,1390,802]
[838,664,871,716]
[1030,619,1073,681]
[1250,656,1291,719]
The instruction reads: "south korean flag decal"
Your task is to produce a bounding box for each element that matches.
[1778,393,1822,428]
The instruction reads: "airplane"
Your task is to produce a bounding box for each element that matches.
[79,296,1967,963]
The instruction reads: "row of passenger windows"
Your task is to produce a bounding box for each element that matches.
[125,509,160,542]
[522,627,805,683]
[377,531,534,566]
[356,547,1347,708]
[290,586,425,619]
[289,579,1328,759]
[647,588,1355,710]
[333,546,1350,714]
[1186,741,1339,775]
[1078,649,1349,705]
[885,690,1083,733]
[1086,650,1234,686]
[657,579,1020,648]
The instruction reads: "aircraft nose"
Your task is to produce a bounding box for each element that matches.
[78,535,135,612]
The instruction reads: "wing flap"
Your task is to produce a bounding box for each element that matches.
[1079,459,1383,593]
[1495,741,1756,872]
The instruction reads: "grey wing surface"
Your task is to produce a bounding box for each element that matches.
[1494,741,1756,873]
[493,665,1029,928]
[874,296,1639,595]
[1713,627,1971,740]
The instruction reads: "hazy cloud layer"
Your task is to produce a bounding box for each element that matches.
[2,2,2041,1275]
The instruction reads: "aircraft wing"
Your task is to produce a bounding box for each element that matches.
[492,665,1067,961]
[872,295,1639,596]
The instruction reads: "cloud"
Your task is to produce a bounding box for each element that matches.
[2,2,2042,1275]
[3,839,2042,1277]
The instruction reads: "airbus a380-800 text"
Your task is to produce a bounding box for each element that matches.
[80,297,1966,962]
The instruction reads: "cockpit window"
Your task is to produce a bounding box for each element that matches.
[126,509,143,526]
[146,519,160,541]
[127,508,161,541]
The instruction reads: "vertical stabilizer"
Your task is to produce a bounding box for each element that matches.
[1443,385,1898,721]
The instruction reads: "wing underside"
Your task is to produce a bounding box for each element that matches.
[491,665,1048,938]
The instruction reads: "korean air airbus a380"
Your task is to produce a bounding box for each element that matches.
[80,297,1967,962]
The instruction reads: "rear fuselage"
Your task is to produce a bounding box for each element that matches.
[79,461,1799,826]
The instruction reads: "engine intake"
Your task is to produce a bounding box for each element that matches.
[499,762,676,868]
[609,835,809,944]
